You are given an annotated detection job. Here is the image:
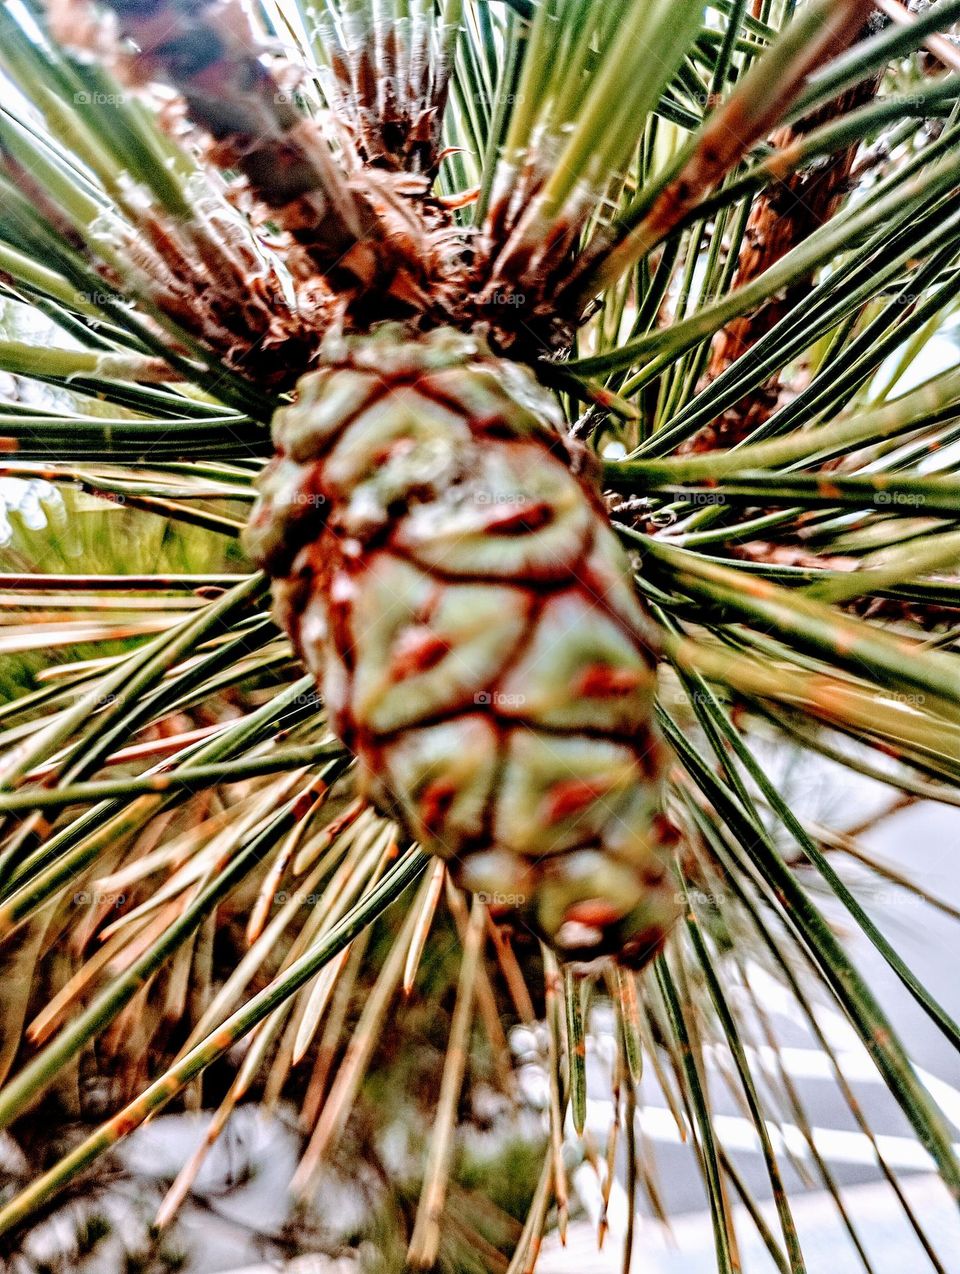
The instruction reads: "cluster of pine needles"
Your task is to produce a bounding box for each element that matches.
[1,0,960,1270]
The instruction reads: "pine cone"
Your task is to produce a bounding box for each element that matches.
[246,327,680,965]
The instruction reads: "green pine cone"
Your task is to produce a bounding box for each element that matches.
[246,327,680,965]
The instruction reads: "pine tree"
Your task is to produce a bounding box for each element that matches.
[0,1,959,1269]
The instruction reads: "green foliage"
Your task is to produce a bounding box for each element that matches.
[0,1,958,1271]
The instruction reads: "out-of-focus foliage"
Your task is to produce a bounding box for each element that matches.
[0,2,959,1271]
